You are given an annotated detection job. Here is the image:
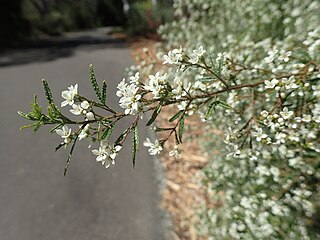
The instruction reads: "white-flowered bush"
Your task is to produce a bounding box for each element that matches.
[19,0,319,239]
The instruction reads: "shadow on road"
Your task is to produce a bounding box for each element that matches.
[0,27,127,67]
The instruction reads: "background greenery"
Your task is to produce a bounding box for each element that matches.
[0,0,173,48]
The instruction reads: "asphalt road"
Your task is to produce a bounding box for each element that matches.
[0,28,166,240]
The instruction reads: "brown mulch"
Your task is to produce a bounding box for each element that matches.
[129,38,208,240]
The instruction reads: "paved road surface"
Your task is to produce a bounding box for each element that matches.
[0,28,165,240]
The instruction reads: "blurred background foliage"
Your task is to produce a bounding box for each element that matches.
[0,0,173,48]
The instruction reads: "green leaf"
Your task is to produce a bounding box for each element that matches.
[42,79,54,104]
[55,142,66,152]
[51,124,63,133]
[204,101,217,120]
[169,110,183,122]
[115,128,129,146]
[132,125,139,168]
[178,114,185,143]
[100,123,114,141]
[217,100,233,110]
[101,80,107,105]
[64,136,78,176]
[89,64,102,102]
[18,111,30,120]
[146,105,162,126]
[19,123,37,130]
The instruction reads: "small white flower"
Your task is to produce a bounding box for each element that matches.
[169,145,180,158]
[163,48,183,65]
[119,84,141,115]
[302,114,312,122]
[188,53,199,64]
[143,138,163,155]
[280,107,294,120]
[116,79,128,97]
[80,101,90,110]
[79,124,90,140]
[253,128,268,142]
[70,104,83,115]
[129,72,140,84]
[86,112,95,120]
[92,146,109,162]
[109,145,122,160]
[61,84,78,107]
[261,110,269,118]
[56,125,72,143]
[265,78,279,89]
[193,45,206,57]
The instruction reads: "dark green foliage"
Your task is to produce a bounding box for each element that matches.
[125,1,173,37]
[100,123,114,141]
[146,105,162,126]
[42,79,54,105]
[89,64,102,102]
[132,125,139,168]
[64,136,78,176]
[169,110,183,122]
[204,101,217,120]
[101,80,107,105]
[115,128,129,146]
[178,114,185,143]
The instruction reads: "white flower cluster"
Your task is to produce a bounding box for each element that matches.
[146,0,320,239]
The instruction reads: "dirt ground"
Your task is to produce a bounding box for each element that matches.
[130,38,208,240]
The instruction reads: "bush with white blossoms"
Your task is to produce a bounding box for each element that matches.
[19,0,320,239]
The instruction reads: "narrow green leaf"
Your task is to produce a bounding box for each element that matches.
[115,128,129,146]
[51,124,63,133]
[55,142,66,152]
[42,79,54,104]
[19,123,37,130]
[178,114,185,143]
[169,110,183,122]
[64,136,78,176]
[89,64,102,101]
[132,125,139,168]
[217,100,233,110]
[146,105,162,126]
[204,101,217,120]
[100,123,114,141]
[18,111,30,120]
[101,80,107,105]
[33,122,43,132]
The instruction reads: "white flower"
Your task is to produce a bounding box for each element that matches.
[116,78,128,97]
[261,110,269,118]
[143,138,163,155]
[275,132,286,144]
[188,53,199,64]
[61,84,78,107]
[144,72,167,98]
[163,48,183,65]
[280,107,294,119]
[56,125,72,143]
[169,145,180,158]
[265,78,279,89]
[92,146,109,162]
[79,124,90,140]
[119,84,141,115]
[80,100,90,110]
[70,104,83,115]
[302,114,312,122]
[253,128,268,141]
[109,145,122,160]
[193,45,206,57]
[129,72,140,84]
[86,112,95,120]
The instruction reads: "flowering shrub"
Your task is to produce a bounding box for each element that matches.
[19,0,320,239]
